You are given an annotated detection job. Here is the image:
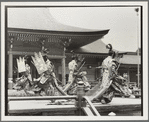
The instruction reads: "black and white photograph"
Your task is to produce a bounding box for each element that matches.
[1,1,148,121]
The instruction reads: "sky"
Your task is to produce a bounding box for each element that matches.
[49,7,141,52]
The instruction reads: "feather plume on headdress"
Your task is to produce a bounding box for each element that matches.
[31,52,48,74]
[16,57,26,73]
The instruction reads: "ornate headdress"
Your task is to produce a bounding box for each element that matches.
[106,44,112,50]
[31,52,48,74]
[16,57,26,73]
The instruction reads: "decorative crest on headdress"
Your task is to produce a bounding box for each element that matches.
[31,52,48,74]
[16,57,26,73]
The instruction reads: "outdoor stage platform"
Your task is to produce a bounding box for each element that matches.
[8,97,141,116]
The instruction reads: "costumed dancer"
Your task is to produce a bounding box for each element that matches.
[100,44,134,103]
[62,54,78,94]
[32,50,55,96]
[24,55,33,86]
[32,49,67,96]
[68,55,78,84]
[13,56,33,91]
[64,51,91,94]
[77,71,91,92]
[99,44,116,103]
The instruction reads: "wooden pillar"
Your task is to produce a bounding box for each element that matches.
[61,38,71,86]
[8,38,13,89]
[62,47,66,86]
[127,68,130,87]
[97,61,102,79]
[137,65,140,88]
[76,81,85,116]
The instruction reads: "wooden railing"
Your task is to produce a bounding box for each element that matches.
[8,96,77,101]
[8,81,100,116]
[83,96,100,116]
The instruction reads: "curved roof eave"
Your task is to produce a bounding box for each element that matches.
[8,28,110,49]
[8,8,109,33]
[8,8,110,49]
[8,27,109,36]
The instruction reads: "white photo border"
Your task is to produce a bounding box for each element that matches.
[1,1,148,121]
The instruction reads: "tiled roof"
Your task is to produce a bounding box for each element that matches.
[75,40,109,54]
[8,8,104,32]
[119,55,141,65]
[8,8,109,49]
[75,40,127,55]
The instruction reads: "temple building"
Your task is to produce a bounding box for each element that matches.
[7,8,141,89]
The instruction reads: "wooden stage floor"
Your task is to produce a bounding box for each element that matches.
[8,97,141,116]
